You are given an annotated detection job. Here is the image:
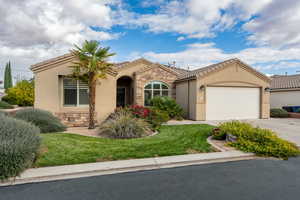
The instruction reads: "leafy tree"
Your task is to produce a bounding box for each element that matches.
[2,79,34,106]
[71,40,115,129]
[4,61,13,91]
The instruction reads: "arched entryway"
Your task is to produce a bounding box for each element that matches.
[116,76,134,107]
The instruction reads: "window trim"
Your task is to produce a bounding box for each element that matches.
[63,78,89,107]
[144,81,170,106]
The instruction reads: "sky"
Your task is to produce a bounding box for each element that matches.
[1,0,300,82]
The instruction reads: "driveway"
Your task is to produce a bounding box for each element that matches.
[167,118,300,146]
[1,158,300,200]
[245,118,300,147]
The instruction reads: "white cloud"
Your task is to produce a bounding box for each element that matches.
[142,42,300,72]
[129,0,272,39]
[243,0,300,48]
[0,0,121,79]
[177,36,185,41]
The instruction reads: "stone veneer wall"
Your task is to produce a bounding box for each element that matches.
[55,111,97,127]
[135,66,178,105]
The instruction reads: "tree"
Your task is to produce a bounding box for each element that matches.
[2,79,34,106]
[4,61,13,91]
[71,40,116,129]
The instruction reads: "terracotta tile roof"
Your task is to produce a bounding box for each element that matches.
[176,58,270,82]
[162,65,190,75]
[270,74,300,90]
[30,54,188,76]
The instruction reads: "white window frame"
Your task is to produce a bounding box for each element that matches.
[144,81,170,106]
[63,78,89,107]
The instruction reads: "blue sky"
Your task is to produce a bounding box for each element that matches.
[1,0,300,82]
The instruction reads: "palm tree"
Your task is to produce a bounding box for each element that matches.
[71,40,116,129]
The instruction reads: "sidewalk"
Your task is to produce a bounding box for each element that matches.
[1,151,255,187]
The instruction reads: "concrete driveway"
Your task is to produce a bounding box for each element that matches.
[245,118,300,147]
[167,118,300,147]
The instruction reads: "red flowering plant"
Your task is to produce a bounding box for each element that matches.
[129,105,150,119]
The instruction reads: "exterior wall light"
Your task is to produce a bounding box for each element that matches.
[200,85,205,91]
[264,87,270,92]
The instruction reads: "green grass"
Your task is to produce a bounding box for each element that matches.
[35,124,214,167]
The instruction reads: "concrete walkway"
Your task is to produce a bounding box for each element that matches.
[0,151,255,187]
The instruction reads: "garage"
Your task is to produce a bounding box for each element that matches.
[206,87,260,120]
[175,58,271,121]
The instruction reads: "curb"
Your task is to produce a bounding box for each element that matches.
[0,151,255,187]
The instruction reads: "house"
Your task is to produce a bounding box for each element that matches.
[31,54,270,126]
[270,74,300,109]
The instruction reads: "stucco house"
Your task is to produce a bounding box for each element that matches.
[31,54,270,126]
[270,74,300,109]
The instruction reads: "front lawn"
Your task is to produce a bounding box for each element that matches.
[35,124,214,167]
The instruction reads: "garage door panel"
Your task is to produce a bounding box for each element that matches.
[206,87,260,120]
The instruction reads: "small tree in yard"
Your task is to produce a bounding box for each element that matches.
[71,40,115,129]
[4,61,13,91]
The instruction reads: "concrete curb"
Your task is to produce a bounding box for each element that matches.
[0,151,255,187]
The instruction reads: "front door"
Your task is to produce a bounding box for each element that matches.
[117,87,126,107]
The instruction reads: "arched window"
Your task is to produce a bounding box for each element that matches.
[144,81,169,106]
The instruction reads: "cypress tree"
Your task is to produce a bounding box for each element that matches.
[4,61,13,91]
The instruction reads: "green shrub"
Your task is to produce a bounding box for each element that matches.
[0,101,13,109]
[211,128,226,140]
[147,108,170,130]
[270,108,289,118]
[0,115,41,181]
[150,96,184,119]
[99,111,151,139]
[14,108,66,133]
[218,121,300,159]
[2,80,34,106]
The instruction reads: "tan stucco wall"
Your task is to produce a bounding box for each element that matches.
[190,63,270,120]
[270,90,300,108]
[175,82,188,116]
[34,59,117,123]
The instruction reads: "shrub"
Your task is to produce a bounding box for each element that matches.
[150,96,184,119]
[99,111,151,139]
[2,80,34,106]
[218,121,300,159]
[0,115,41,181]
[14,108,66,133]
[129,105,151,118]
[126,105,169,130]
[147,108,170,130]
[211,128,226,140]
[270,108,289,118]
[0,101,13,109]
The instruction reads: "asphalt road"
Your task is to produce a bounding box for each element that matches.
[1,157,300,200]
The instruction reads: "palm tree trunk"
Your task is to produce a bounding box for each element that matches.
[88,73,96,129]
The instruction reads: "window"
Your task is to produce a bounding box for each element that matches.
[144,81,169,106]
[63,78,89,106]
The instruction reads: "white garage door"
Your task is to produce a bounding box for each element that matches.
[206,87,260,120]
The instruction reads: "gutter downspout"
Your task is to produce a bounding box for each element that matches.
[187,80,190,119]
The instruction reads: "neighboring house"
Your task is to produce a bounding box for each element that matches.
[31,54,270,126]
[270,74,300,109]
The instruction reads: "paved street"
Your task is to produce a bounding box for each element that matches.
[1,157,300,200]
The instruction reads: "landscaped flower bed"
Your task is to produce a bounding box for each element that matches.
[212,121,300,159]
